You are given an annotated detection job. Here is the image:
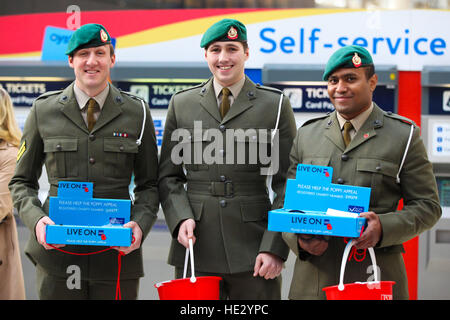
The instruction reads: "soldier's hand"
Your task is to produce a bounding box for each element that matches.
[178,218,196,249]
[297,234,328,256]
[112,221,143,255]
[35,216,65,250]
[353,211,382,249]
[253,252,284,279]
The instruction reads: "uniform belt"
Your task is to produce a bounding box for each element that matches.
[187,181,267,198]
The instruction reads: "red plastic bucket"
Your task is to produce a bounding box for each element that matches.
[323,281,395,300]
[323,240,395,300]
[155,239,222,300]
[155,276,222,300]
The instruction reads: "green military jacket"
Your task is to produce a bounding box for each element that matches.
[283,104,441,299]
[9,82,159,280]
[158,76,297,274]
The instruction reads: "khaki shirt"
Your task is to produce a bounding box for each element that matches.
[213,76,246,108]
[73,83,109,126]
[336,102,374,140]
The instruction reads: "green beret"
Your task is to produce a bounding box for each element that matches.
[66,23,111,56]
[200,19,247,48]
[323,45,373,80]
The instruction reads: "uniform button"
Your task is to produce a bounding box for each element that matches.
[220,175,226,182]
[89,134,95,141]
[337,178,344,184]
[89,157,95,164]
[341,154,349,161]
[119,145,124,152]
[376,166,381,171]
[219,125,225,132]
[220,200,227,208]
[56,144,62,151]
[219,149,225,157]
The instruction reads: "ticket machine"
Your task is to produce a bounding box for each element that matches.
[262,63,398,128]
[418,66,450,299]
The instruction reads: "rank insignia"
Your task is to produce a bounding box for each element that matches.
[113,132,129,138]
[227,26,238,40]
[17,141,26,161]
[352,52,362,68]
[100,29,108,42]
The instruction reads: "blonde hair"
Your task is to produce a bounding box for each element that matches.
[0,87,22,147]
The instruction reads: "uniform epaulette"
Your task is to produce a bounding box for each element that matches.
[175,81,207,96]
[301,113,330,127]
[35,90,63,101]
[255,83,283,94]
[383,111,417,127]
[119,89,145,102]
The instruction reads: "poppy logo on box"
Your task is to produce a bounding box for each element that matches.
[98,230,107,241]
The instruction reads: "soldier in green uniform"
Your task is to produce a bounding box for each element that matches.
[282,45,441,300]
[9,24,159,299]
[158,19,297,299]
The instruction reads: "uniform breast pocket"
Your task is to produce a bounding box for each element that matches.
[302,157,330,166]
[43,137,78,178]
[103,137,139,177]
[355,158,399,208]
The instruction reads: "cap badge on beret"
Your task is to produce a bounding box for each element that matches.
[227,26,238,40]
[100,29,108,43]
[352,52,362,68]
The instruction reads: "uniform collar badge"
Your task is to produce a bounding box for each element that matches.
[352,52,362,67]
[227,26,238,40]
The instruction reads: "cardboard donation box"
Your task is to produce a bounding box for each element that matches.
[46,181,132,246]
[268,164,371,237]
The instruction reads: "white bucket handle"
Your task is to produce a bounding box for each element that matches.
[338,240,379,291]
[183,238,197,283]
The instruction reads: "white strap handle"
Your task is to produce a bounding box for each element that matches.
[135,98,147,146]
[338,240,379,291]
[183,238,197,283]
[271,93,283,142]
[396,124,414,184]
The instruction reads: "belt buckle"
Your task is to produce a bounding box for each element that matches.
[224,180,234,198]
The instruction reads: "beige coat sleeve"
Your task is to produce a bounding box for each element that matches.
[0,145,18,221]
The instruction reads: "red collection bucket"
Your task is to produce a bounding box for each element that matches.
[154,239,222,300]
[322,240,395,300]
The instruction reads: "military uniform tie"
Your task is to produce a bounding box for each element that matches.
[220,87,231,119]
[342,121,353,147]
[87,98,98,132]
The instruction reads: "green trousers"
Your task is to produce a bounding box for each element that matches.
[36,265,139,300]
[175,267,281,300]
